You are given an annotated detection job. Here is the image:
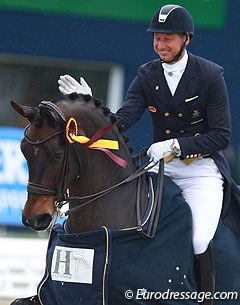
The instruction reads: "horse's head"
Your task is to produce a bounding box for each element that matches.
[11,93,135,231]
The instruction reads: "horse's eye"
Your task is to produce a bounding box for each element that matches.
[54,152,63,162]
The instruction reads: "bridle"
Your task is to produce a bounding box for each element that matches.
[24,101,84,200]
[24,100,164,238]
[24,125,67,196]
[24,125,62,146]
[23,100,143,204]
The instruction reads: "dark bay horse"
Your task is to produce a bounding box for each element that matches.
[11,93,147,234]
[10,93,240,305]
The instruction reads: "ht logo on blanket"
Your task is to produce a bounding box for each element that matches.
[51,246,95,284]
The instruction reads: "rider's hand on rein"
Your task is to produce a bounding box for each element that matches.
[147,139,181,163]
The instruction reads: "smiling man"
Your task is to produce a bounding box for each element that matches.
[58,4,239,305]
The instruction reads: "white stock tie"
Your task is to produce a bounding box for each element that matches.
[163,67,181,77]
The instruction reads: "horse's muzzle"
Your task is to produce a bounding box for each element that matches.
[22,212,53,231]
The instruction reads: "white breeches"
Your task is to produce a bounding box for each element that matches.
[150,157,224,255]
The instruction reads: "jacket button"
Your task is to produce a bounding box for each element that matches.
[186,155,189,159]
[190,154,194,158]
[178,113,183,118]
[180,130,184,134]
[165,129,171,134]
[164,112,170,117]
[193,154,198,157]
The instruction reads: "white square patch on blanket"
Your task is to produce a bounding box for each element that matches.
[51,246,94,284]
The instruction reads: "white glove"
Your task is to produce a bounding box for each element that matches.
[58,74,92,96]
[147,139,180,163]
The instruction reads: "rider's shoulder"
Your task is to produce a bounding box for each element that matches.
[189,52,224,74]
[138,59,162,76]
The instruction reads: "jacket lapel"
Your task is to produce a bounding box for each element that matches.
[145,60,172,110]
[168,53,198,111]
[144,54,199,112]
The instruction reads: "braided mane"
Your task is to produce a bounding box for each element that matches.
[38,93,134,153]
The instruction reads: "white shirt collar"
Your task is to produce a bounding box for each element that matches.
[162,51,188,72]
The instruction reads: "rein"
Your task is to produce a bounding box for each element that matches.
[58,159,156,217]
[24,100,164,238]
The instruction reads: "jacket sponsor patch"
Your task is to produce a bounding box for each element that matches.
[148,106,157,113]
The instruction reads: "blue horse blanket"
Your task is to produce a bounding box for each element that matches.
[37,175,200,305]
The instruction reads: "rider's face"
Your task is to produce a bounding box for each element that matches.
[153,32,188,63]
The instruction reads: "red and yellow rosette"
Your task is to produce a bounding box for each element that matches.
[66,117,127,168]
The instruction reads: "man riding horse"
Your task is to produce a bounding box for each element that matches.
[58,4,240,305]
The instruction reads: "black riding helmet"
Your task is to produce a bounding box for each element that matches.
[147,4,194,38]
[147,4,194,63]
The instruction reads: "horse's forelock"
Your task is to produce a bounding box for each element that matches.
[34,109,43,128]
[34,107,61,128]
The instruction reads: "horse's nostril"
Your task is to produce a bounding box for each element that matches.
[37,213,53,227]
[22,213,53,231]
[22,215,31,227]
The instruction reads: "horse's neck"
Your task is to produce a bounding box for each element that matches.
[67,157,148,233]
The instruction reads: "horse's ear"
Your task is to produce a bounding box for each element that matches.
[39,108,59,127]
[10,101,35,121]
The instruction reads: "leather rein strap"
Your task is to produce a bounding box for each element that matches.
[62,153,164,239]
[24,100,164,238]
[135,149,164,239]
[60,159,155,215]
[140,159,164,239]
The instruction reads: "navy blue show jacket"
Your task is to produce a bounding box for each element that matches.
[117,52,240,235]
